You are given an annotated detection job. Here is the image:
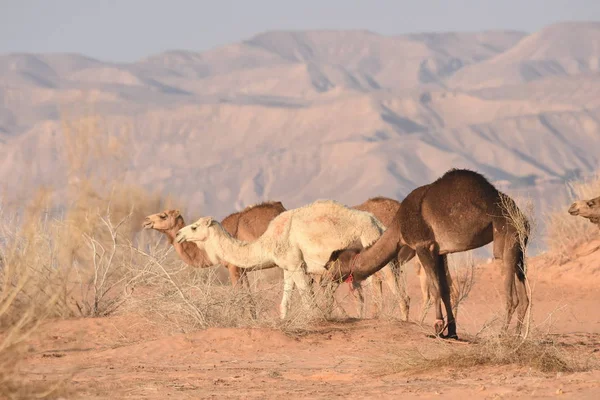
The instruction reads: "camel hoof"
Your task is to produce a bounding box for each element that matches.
[434,319,445,336]
[440,333,459,340]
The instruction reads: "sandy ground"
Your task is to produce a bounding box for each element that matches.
[17,241,600,399]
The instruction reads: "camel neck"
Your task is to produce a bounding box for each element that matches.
[353,221,402,280]
[165,218,210,268]
[205,227,271,269]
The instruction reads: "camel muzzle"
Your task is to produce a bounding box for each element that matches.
[142,219,154,229]
[568,204,580,215]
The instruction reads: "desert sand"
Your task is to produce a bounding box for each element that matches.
[18,240,600,399]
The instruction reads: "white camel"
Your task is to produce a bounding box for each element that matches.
[175,199,397,319]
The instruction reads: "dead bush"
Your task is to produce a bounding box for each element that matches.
[0,195,68,399]
[374,333,588,376]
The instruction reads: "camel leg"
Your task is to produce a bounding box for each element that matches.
[228,265,242,288]
[280,270,296,319]
[416,244,457,339]
[418,262,432,323]
[503,238,529,335]
[289,267,316,314]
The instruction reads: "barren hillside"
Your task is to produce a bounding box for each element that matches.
[0,22,599,249]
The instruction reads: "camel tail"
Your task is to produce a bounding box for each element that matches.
[515,220,529,282]
[516,240,527,282]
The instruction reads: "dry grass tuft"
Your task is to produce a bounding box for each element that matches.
[376,334,587,376]
[0,194,68,399]
[547,173,600,263]
[0,111,172,396]
[123,241,345,337]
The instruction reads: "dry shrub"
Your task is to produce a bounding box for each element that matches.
[547,173,600,263]
[54,111,177,317]
[0,110,176,396]
[447,252,476,316]
[376,333,587,376]
[0,194,67,399]
[125,243,330,335]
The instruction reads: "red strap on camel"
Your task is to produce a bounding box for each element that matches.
[344,253,360,290]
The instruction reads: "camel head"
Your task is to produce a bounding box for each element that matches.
[568,196,600,224]
[143,209,182,231]
[176,217,216,244]
[323,248,362,282]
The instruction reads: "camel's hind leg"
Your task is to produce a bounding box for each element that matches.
[502,236,529,335]
[416,244,457,339]
[417,261,432,323]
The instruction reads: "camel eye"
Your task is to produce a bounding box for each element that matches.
[160,215,167,220]
[587,201,595,207]
[191,226,197,231]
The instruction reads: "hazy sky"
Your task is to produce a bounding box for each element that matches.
[1,0,599,62]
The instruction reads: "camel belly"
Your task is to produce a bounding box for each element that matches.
[436,224,493,254]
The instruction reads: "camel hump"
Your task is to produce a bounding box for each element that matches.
[437,168,497,192]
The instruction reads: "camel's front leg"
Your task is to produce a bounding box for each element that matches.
[416,244,457,339]
[280,270,296,319]
[289,267,316,312]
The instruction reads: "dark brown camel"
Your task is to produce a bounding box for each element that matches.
[354,196,460,321]
[324,169,530,339]
[568,195,600,227]
[143,201,286,289]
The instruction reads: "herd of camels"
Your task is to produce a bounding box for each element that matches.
[143,168,600,340]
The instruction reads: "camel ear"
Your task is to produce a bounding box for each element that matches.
[173,209,181,218]
[203,217,215,227]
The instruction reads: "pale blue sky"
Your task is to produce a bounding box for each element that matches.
[1,0,599,62]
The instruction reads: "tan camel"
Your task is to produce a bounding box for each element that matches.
[568,195,600,227]
[143,201,286,288]
[323,169,530,339]
[175,199,396,319]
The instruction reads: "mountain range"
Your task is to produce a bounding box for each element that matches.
[2,21,600,251]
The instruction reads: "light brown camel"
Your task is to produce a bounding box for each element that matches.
[323,169,530,339]
[568,195,600,227]
[175,200,397,319]
[143,201,286,289]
